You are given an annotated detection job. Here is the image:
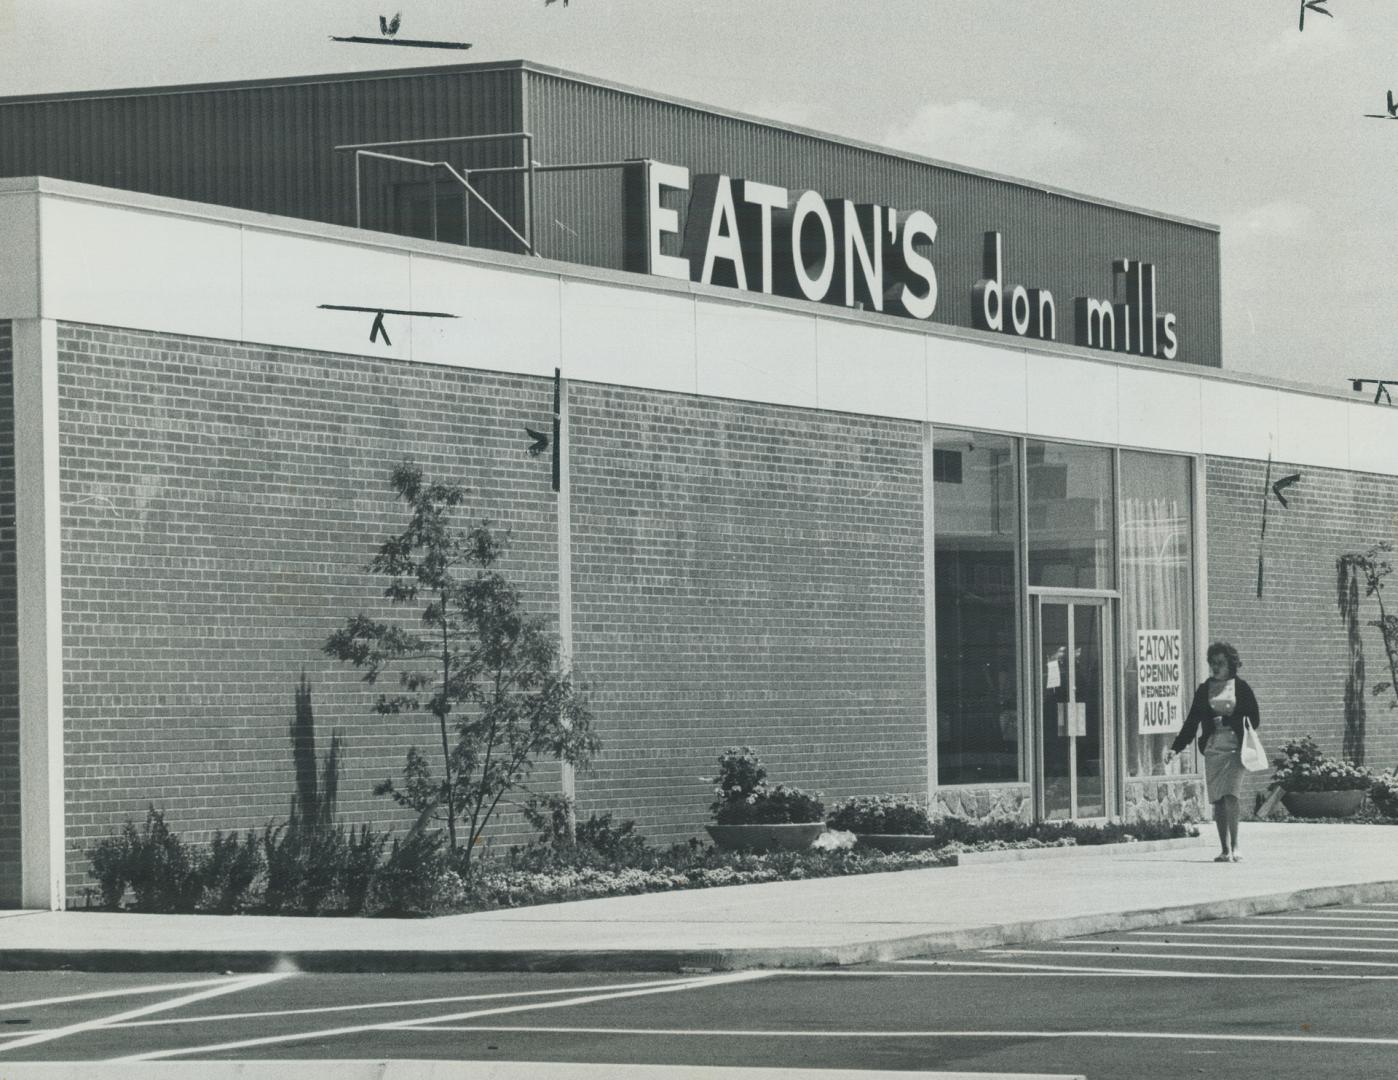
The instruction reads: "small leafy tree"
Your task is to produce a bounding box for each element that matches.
[1339,544,1398,715]
[325,460,598,873]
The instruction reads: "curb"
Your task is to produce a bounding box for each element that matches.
[5,878,1397,975]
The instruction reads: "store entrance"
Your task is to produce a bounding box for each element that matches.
[1034,596,1113,820]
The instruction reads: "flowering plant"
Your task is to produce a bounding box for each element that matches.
[826,794,936,835]
[708,746,825,825]
[1270,735,1374,792]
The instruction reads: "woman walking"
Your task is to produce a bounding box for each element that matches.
[1164,642,1260,862]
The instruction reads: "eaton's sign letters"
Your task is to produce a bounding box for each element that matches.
[639,160,1180,361]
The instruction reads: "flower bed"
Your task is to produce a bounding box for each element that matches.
[84,805,1199,917]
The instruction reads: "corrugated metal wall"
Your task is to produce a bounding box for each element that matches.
[0,62,1221,366]
[523,69,1222,368]
[0,66,528,249]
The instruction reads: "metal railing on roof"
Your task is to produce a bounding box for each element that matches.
[334,131,642,257]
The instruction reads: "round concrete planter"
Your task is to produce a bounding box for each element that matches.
[1281,789,1367,818]
[853,833,943,854]
[705,822,826,852]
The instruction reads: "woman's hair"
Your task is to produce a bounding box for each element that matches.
[1206,641,1241,675]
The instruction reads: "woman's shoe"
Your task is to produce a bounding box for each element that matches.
[1214,853,1232,862]
[1230,853,1242,862]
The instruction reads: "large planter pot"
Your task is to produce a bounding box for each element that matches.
[705,822,826,852]
[854,833,943,854]
[1281,789,1367,819]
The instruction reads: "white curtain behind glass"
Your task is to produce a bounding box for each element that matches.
[1121,481,1192,778]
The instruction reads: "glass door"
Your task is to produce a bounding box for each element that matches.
[1035,597,1112,820]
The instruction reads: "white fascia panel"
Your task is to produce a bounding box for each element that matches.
[0,190,40,319]
[816,317,925,421]
[1200,380,1278,461]
[1115,366,1204,454]
[1347,401,1398,477]
[561,279,695,394]
[242,229,410,361]
[695,298,818,409]
[13,319,64,909]
[1025,351,1120,444]
[410,254,561,377]
[1276,389,1352,471]
[927,336,1027,434]
[39,197,242,340]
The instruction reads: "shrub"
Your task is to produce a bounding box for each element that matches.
[89,825,136,910]
[827,795,935,835]
[1370,771,1398,817]
[1271,734,1374,792]
[200,829,264,914]
[373,829,451,915]
[87,808,202,913]
[343,823,391,915]
[708,746,824,825]
[929,816,1193,848]
[261,820,352,915]
[522,795,650,863]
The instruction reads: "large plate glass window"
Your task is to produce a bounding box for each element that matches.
[1026,441,1114,589]
[932,429,1020,785]
[1120,450,1195,777]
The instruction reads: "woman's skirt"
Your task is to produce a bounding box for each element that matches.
[1203,728,1244,801]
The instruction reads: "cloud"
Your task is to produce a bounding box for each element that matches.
[881,100,1088,182]
[1219,200,1315,242]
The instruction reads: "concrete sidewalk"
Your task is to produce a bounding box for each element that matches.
[2,823,1396,974]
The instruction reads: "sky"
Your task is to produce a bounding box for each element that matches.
[2,0,1395,394]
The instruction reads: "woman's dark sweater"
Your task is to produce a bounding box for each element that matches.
[1169,677,1261,755]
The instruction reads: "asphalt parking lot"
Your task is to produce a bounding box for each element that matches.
[3,902,1398,1078]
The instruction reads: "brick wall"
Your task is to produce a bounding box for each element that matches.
[54,316,1398,897]
[56,323,559,900]
[1205,456,1398,806]
[568,383,928,840]
[0,321,17,906]
[54,326,931,894]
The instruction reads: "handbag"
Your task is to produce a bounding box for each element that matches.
[1239,717,1269,772]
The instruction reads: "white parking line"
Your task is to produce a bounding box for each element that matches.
[0,975,253,1012]
[1171,923,1398,935]
[894,959,1398,979]
[399,1023,1398,1048]
[103,975,760,1029]
[1089,937,1398,955]
[1129,928,1398,942]
[114,970,775,1062]
[986,947,1398,968]
[0,973,293,1053]
[1249,915,1398,924]
[1323,907,1398,914]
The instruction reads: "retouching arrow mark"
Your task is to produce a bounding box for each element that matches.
[1272,473,1301,509]
[524,426,550,456]
[1299,0,1332,32]
[317,304,458,349]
